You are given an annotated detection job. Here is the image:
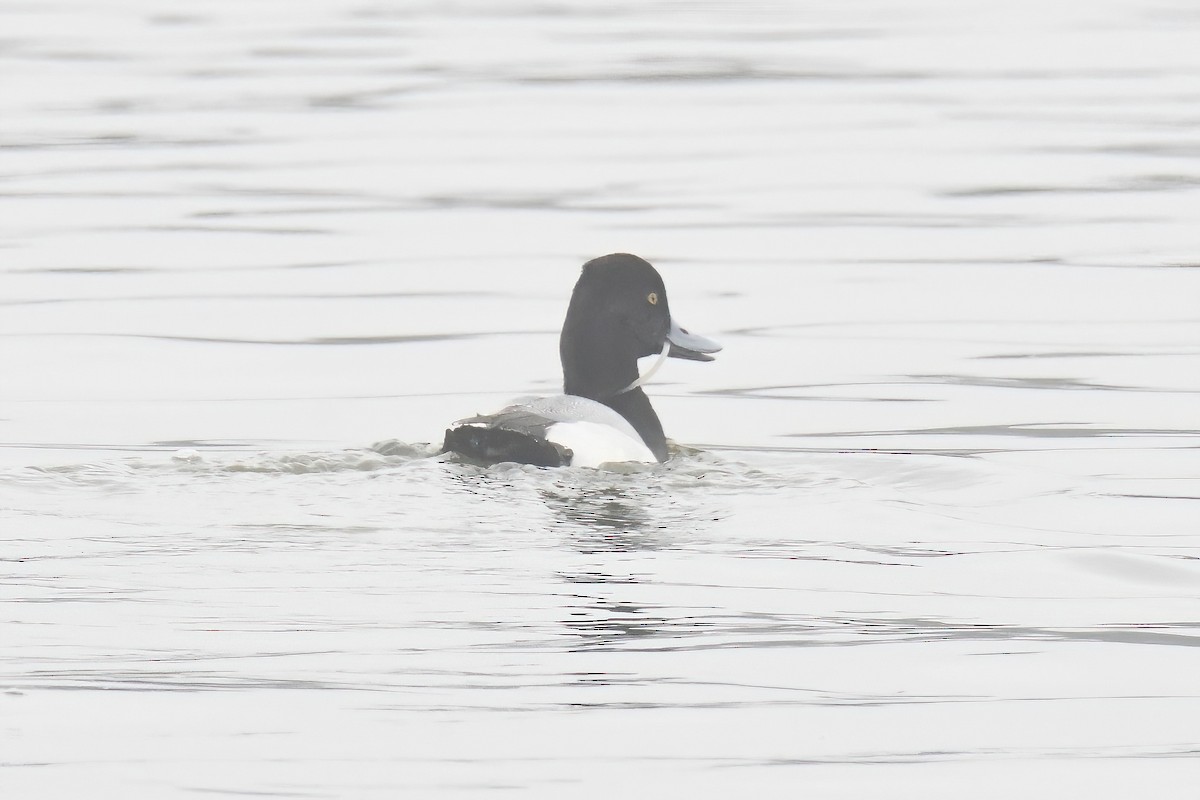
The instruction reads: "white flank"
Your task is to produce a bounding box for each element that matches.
[545,421,656,468]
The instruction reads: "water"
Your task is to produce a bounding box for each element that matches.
[3,1,1200,796]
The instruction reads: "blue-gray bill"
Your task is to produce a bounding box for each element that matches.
[666,318,722,362]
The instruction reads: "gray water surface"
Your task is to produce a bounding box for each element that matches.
[3,1,1200,797]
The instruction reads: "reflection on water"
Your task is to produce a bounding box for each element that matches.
[546,480,680,648]
[4,0,1200,797]
[543,482,677,552]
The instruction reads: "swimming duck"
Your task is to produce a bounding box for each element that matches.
[442,253,721,467]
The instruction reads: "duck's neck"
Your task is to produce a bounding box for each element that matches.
[602,387,668,462]
[561,334,668,462]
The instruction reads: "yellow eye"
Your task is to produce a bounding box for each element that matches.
[647,292,658,305]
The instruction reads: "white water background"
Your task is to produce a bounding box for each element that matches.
[3,1,1200,797]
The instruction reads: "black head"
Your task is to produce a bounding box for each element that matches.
[558,253,721,461]
[561,254,672,389]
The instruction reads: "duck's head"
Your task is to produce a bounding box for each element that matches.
[560,253,721,401]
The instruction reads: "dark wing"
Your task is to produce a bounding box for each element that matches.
[442,423,571,467]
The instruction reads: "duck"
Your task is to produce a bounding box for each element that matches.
[442,253,721,468]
